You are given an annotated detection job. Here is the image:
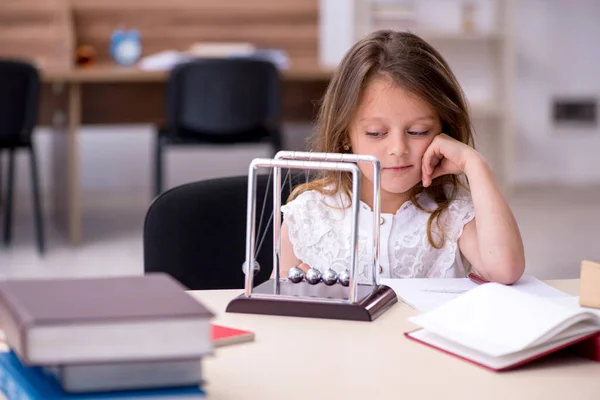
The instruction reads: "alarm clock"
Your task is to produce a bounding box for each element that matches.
[110,29,142,66]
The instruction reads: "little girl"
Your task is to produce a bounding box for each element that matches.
[279,30,525,284]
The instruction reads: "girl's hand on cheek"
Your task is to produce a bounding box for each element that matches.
[421,133,480,187]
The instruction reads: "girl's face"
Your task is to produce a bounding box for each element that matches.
[349,75,441,198]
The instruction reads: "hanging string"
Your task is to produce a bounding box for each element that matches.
[305,150,312,191]
[253,167,293,259]
[254,168,272,257]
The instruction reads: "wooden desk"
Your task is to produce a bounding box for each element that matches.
[41,64,333,245]
[42,63,335,83]
[191,280,600,400]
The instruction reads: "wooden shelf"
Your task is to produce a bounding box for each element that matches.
[42,61,334,83]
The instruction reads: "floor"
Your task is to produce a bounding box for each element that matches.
[1,182,599,282]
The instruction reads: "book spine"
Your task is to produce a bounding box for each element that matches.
[0,358,38,400]
[0,289,30,364]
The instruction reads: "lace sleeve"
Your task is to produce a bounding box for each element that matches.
[423,187,475,278]
[443,187,475,242]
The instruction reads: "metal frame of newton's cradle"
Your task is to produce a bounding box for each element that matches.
[226,151,398,321]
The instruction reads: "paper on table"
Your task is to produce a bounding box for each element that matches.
[138,50,191,71]
[380,278,476,312]
[510,275,572,297]
[380,274,569,313]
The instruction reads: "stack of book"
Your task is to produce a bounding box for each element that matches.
[0,273,215,399]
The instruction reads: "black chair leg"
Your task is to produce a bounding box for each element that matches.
[154,134,164,198]
[0,149,3,210]
[3,149,15,246]
[29,145,45,254]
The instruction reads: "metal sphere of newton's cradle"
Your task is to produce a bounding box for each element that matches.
[287,266,304,283]
[242,260,260,276]
[225,151,398,322]
[305,268,322,285]
[338,269,350,287]
[321,268,338,286]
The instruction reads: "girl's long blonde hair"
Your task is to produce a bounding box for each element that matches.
[290,30,475,249]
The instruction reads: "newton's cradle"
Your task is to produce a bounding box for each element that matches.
[226,151,398,321]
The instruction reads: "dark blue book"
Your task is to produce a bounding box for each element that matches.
[0,352,205,399]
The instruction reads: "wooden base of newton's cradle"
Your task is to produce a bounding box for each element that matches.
[226,279,398,321]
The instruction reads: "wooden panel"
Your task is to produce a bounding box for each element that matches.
[0,0,74,68]
[52,80,328,126]
[283,80,327,123]
[81,83,166,125]
[71,0,319,66]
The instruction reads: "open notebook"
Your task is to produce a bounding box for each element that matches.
[405,283,600,371]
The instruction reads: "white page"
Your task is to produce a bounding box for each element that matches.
[550,296,600,318]
[408,283,599,357]
[380,278,477,312]
[381,274,569,313]
[510,275,572,298]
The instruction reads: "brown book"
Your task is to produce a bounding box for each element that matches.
[0,273,214,365]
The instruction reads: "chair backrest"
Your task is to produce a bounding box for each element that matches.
[166,58,281,136]
[0,59,39,142]
[144,174,298,290]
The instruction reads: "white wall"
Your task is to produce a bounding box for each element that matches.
[7,0,600,210]
[515,0,600,185]
[320,0,600,185]
[319,0,356,68]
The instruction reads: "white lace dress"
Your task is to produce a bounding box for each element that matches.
[281,187,475,283]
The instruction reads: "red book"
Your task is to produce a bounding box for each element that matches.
[0,324,255,350]
[569,331,600,361]
[405,329,599,371]
[211,324,255,348]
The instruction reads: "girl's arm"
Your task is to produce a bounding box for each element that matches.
[422,134,525,284]
[458,155,525,284]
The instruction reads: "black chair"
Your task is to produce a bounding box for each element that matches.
[0,60,45,254]
[143,173,302,290]
[154,58,283,198]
